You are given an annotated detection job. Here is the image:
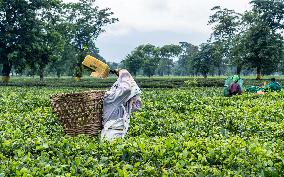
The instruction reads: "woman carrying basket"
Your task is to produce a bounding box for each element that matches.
[101,69,142,141]
[82,56,142,140]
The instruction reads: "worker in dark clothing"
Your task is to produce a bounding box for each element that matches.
[264,78,281,92]
[228,75,242,96]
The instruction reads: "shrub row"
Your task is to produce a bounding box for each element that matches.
[1,77,284,88]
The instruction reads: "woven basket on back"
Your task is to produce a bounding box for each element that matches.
[50,90,105,136]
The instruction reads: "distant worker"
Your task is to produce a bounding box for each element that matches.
[228,75,242,96]
[264,78,281,92]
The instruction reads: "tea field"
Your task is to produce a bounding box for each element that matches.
[2,76,284,88]
[1,86,284,176]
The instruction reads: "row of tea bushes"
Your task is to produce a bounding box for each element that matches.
[0,86,284,176]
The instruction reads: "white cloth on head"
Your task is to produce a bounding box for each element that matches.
[101,69,142,141]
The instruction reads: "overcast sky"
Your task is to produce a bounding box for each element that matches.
[64,0,251,62]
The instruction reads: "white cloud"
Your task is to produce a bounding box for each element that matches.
[96,0,251,34]
[63,0,251,62]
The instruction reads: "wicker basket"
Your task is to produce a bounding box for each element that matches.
[50,90,105,136]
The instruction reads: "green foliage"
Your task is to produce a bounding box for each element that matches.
[29,1,65,80]
[184,78,198,87]
[193,43,215,78]
[2,76,284,89]
[63,0,118,73]
[209,6,241,42]
[241,0,284,77]
[241,25,283,75]
[64,0,118,51]
[1,86,284,176]
[0,0,39,76]
[47,44,78,77]
[123,44,160,77]
[136,44,159,77]
[209,0,284,77]
[209,6,241,72]
[174,42,199,76]
[0,0,117,79]
[124,44,182,77]
[157,44,182,76]
[122,53,143,76]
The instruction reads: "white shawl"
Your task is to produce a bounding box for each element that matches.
[101,70,142,141]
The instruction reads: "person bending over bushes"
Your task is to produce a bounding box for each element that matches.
[228,75,242,96]
[264,78,281,92]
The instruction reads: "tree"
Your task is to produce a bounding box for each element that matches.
[209,6,241,44]
[107,62,119,70]
[210,41,225,76]
[208,1,284,78]
[241,25,283,78]
[193,43,215,78]
[228,31,249,75]
[242,0,284,79]
[123,44,160,77]
[8,51,25,76]
[63,0,118,78]
[47,44,77,77]
[175,42,198,76]
[0,0,37,81]
[139,44,160,77]
[0,0,117,80]
[122,50,143,76]
[157,44,182,76]
[0,0,66,81]
[30,1,65,80]
[208,6,242,75]
[280,46,284,74]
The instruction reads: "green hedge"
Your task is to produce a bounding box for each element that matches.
[1,77,284,88]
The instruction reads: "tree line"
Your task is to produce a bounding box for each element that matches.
[0,0,283,80]
[121,0,284,79]
[0,0,117,81]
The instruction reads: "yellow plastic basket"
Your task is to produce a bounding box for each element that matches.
[82,55,110,78]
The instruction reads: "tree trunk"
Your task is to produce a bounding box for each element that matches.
[56,71,61,78]
[236,65,242,76]
[39,65,44,81]
[256,67,261,80]
[2,63,12,83]
[218,67,222,76]
[2,63,11,76]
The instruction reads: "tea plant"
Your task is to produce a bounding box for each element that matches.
[0,86,284,176]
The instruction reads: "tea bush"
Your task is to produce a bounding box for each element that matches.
[0,86,284,176]
[2,76,284,88]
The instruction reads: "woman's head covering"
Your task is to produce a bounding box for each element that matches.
[233,75,239,82]
[119,70,142,111]
[117,69,141,99]
[108,69,142,111]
